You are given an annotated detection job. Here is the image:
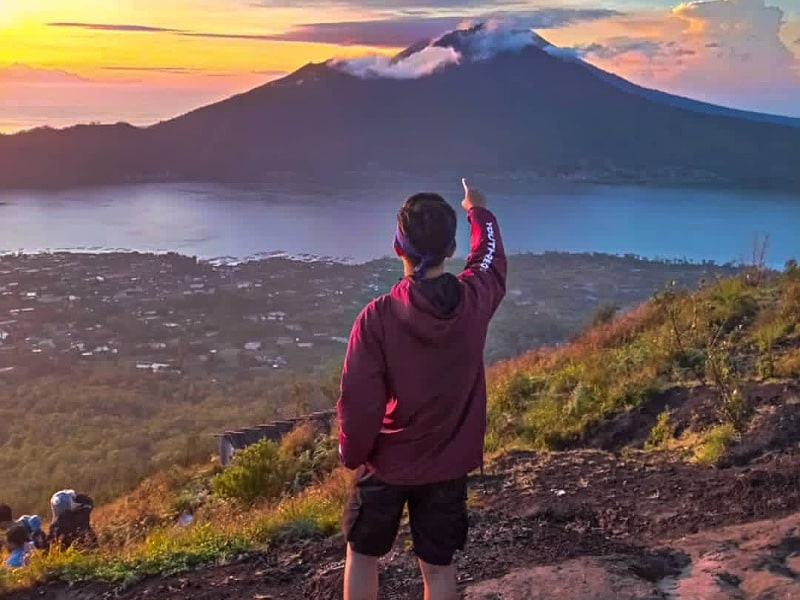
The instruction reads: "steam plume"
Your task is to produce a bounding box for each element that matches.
[331,18,576,80]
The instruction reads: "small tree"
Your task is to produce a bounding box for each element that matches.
[705,331,747,432]
[211,439,289,504]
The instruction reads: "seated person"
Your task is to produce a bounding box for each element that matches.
[48,490,98,550]
[4,525,32,568]
[16,515,47,550]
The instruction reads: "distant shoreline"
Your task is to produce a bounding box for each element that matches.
[1,174,799,196]
[0,248,745,270]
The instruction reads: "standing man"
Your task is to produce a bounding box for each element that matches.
[337,179,506,600]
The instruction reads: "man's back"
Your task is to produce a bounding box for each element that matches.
[338,185,506,600]
[338,205,506,484]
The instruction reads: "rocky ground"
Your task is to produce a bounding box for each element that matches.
[7,381,800,600]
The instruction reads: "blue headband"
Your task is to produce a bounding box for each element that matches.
[394,226,455,280]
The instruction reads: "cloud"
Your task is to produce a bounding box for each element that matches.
[261,18,462,47]
[211,9,620,49]
[178,32,281,41]
[569,0,800,116]
[581,39,665,59]
[577,38,697,60]
[509,8,623,29]
[251,69,290,77]
[103,66,210,75]
[48,22,183,33]
[44,8,621,51]
[332,45,460,78]
[332,18,576,78]
[101,66,288,81]
[250,0,516,7]
[671,0,797,71]
[0,64,90,85]
[45,21,290,43]
[0,66,278,134]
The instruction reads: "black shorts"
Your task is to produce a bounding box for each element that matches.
[343,468,468,566]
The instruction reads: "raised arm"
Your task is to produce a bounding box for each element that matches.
[336,302,389,469]
[459,180,507,315]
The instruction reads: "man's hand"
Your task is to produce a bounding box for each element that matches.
[461,178,487,212]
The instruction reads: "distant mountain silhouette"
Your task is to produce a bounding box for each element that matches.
[1,24,799,191]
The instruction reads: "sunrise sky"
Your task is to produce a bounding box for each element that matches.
[1,0,799,133]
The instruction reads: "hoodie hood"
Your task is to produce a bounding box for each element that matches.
[390,274,463,345]
[50,490,77,519]
[17,515,42,532]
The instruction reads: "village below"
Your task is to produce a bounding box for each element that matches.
[0,251,737,382]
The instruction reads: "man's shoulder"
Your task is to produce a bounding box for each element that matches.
[356,287,398,322]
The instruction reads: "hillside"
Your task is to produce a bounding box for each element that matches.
[1,25,800,190]
[2,263,800,598]
[0,251,734,517]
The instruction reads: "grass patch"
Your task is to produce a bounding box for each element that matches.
[0,468,353,595]
[644,409,675,451]
[0,425,345,596]
[485,273,796,454]
[694,424,737,465]
[775,349,800,378]
[7,272,800,594]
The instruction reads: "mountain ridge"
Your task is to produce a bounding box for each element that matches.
[1,25,799,191]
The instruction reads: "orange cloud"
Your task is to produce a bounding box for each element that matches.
[0,63,285,133]
[547,0,800,116]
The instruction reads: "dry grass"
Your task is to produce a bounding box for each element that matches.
[5,270,800,594]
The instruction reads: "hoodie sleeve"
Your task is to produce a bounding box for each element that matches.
[459,207,507,316]
[336,301,388,470]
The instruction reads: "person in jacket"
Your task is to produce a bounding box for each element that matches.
[47,490,98,550]
[15,515,47,550]
[3,525,31,569]
[337,179,506,600]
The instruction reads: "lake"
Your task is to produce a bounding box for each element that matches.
[0,181,798,267]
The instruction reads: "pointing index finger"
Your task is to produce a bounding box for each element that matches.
[462,177,469,193]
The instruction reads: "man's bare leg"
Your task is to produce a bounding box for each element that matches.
[344,545,379,600]
[419,559,458,600]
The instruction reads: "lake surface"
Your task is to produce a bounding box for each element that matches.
[0,182,798,267]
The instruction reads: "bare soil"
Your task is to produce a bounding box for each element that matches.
[6,382,800,600]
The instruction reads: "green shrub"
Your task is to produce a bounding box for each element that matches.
[211,439,290,504]
[708,278,758,331]
[645,408,674,451]
[210,425,338,505]
[694,423,736,465]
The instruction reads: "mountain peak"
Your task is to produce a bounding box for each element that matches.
[392,21,552,65]
[1,18,798,191]
[325,21,560,80]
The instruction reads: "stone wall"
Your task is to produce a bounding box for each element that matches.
[214,408,336,466]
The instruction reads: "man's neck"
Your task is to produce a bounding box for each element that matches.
[403,263,446,279]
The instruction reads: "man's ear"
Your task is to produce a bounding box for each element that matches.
[393,243,404,258]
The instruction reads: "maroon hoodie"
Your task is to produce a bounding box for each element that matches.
[337,207,507,485]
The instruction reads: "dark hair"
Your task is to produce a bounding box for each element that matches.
[0,504,11,523]
[74,494,94,511]
[5,524,29,548]
[397,193,457,268]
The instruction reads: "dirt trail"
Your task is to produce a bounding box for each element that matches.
[8,450,800,600]
[6,382,800,600]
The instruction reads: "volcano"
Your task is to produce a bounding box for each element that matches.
[1,24,799,191]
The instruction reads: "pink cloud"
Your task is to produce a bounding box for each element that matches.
[0,64,92,85]
[575,0,800,116]
[0,65,281,133]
